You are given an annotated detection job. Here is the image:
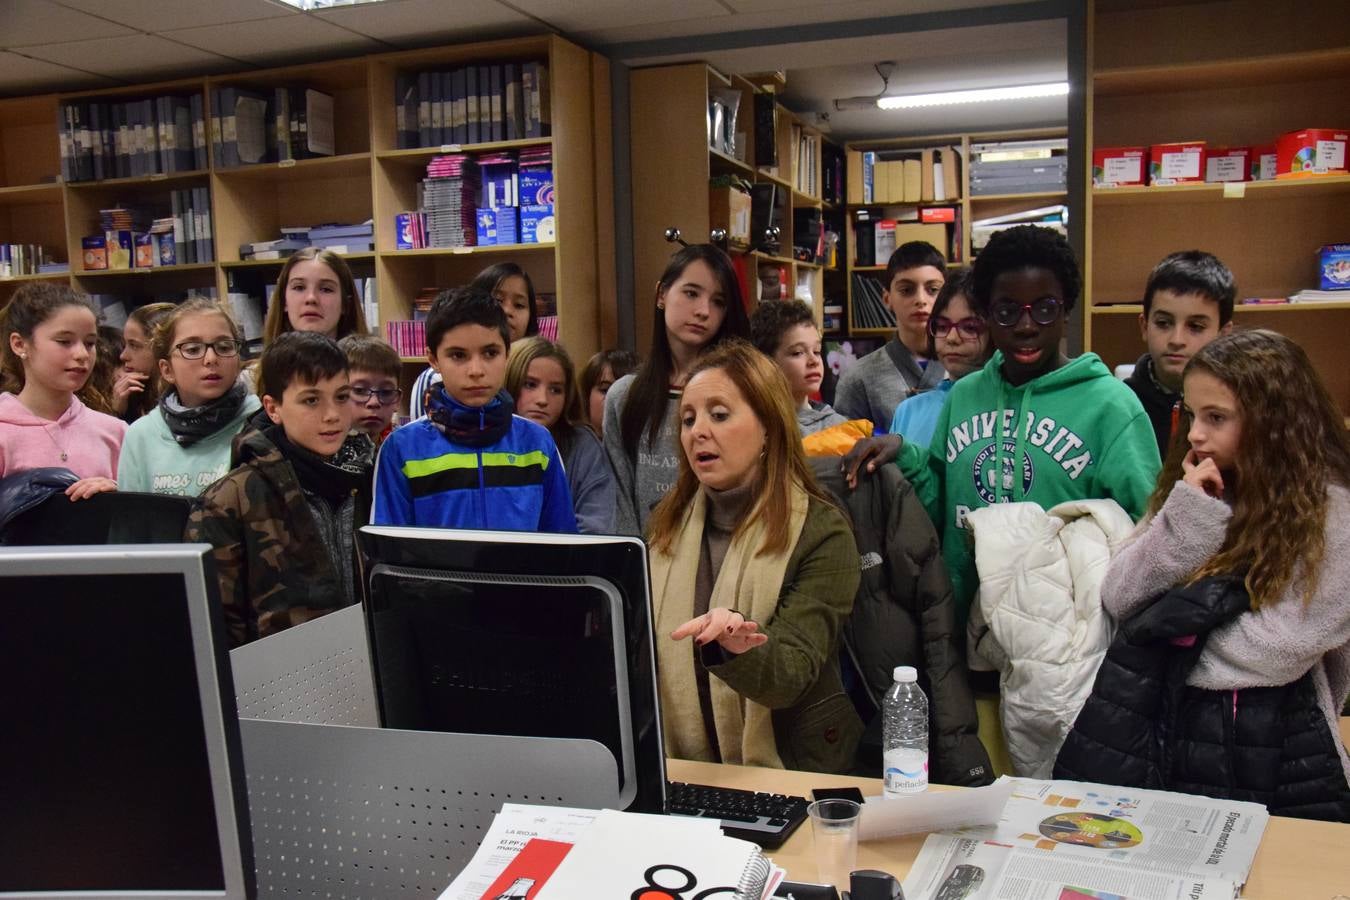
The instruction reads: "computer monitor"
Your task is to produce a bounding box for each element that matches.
[0,544,254,900]
[357,526,666,814]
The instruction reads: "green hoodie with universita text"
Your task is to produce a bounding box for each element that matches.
[897,350,1161,630]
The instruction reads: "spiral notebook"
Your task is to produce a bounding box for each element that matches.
[531,808,776,900]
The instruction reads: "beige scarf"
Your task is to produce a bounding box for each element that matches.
[650,481,810,767]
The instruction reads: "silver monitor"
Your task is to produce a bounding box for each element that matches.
[0,544,254,900]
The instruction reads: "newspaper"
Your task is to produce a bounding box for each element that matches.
[901,779,1268,900]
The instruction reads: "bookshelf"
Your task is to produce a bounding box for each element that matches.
[841,127,1068,337]
[0,34,611,412]
[629,63,843,347]
[1083,0,1350,415]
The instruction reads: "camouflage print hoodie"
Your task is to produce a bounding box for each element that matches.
[186,426,371,648]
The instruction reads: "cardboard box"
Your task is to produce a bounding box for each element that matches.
[891,222,949,258]
[1205,147,1250,183]
[104,230,132,269]
[520,205,554,243]
[1092,146,1146,187]
[155,231,176,266]
[133,232,155,268]
[518,165,554,206]
[475,207,518,246]
[1276,128,1348,178]
[874,219,897,262]
[1251,144,1277,181]
[80,235,107,271]
[1149,141,1206,185]
[1320,243,1350,291]
[709,186,752,248]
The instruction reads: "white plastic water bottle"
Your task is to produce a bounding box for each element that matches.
[882,665,928,796]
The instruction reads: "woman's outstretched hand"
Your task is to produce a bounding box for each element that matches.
[671,608,767,656]
[840,433,903,489]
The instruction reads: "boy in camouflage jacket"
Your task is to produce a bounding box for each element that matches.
[187,333,372,647]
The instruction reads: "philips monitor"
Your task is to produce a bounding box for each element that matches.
[357,526,666,814]
[0,544,254,900]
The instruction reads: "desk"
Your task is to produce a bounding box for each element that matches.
[666,759,1350,900]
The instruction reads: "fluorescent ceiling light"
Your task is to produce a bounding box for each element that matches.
[876,82,1069,110]
[273,0,390,9]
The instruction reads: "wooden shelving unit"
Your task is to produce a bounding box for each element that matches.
[1083,0,1350,415]
[841,127,1069,337]
[0,35,612,395]
[629,63,843,345]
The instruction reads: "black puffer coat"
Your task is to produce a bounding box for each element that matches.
[812,457,992,786]
[1056,576,1350,822]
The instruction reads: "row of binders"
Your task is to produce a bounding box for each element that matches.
[210,86,335,168]
[394,61,551,149]
[0,244,65,278]
[849,147,961,205]
[58,94,207,182]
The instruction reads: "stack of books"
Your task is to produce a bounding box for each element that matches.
[969,139,1069,196]
[971,204,1068,256]
[308,222,374,254]
[422,154,479,248]
[392,60,550,149]
[58,93,207,182]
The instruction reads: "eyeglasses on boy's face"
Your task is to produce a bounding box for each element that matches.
[928,316,987,339]
[173,339,242,360]
[989,296,1063,328]
[350,386,403,406]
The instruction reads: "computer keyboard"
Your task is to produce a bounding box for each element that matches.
[665,780,810,849]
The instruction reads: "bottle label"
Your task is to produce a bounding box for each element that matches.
[883,747,928,795]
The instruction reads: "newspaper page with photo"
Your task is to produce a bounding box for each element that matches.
[901,779,1268,900]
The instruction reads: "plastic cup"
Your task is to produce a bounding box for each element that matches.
[806,798,860,890]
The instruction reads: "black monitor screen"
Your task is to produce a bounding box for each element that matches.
[367,569,625,772]
[0,573,226,892]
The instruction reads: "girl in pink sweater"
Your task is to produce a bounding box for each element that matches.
[1,283,126,498]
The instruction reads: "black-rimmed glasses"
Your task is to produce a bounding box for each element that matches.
[350,386,403,406]
[173,339,242,360]
[928,316,986,339]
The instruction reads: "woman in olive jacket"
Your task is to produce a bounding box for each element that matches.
[648,341,862,775]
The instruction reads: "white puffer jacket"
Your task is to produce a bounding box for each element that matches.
[966,499,1136,778]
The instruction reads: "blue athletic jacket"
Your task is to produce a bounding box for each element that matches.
[371,389,577,533]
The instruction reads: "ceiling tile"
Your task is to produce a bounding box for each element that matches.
[163,16,385,66]
[506,0,730,36]
[0,49,115,94]
[313,0,537,46]
[53,0,299,32]
[0,0,138,49]
[21,33,240,79]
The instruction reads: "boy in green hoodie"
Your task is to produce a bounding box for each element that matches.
[847,225,1160,629]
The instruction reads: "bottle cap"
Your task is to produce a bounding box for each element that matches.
[892,665,917,683]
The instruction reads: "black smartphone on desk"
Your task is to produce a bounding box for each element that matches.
[811,786,865,805]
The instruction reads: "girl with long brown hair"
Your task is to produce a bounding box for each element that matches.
[1058,329,1350,819]
[603,244,750,536]
[647,340,861,774]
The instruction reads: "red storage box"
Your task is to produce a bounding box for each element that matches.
[1092,146,1146,187]
[1149,141,1206,186]
[1205,147,1250,183]
[1275,128,1348,178]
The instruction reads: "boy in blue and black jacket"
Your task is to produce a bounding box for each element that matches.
[372,286,576,532]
